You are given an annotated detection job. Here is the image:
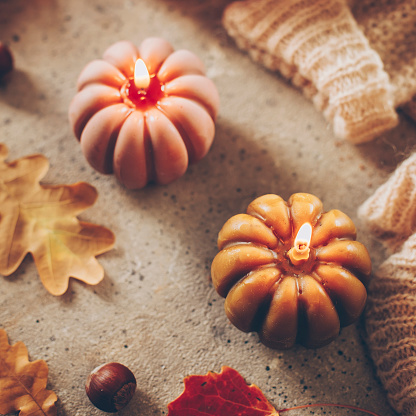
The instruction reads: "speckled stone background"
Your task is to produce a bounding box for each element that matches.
[0,1,414,415]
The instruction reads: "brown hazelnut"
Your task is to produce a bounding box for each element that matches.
[85,362,137,413]
[0,42,13,79]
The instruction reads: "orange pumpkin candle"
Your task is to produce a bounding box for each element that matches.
[69,38,220,189]
[211,193,372,349]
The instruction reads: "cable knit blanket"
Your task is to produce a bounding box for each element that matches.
[222,0,416,143]
[358,153,416,416]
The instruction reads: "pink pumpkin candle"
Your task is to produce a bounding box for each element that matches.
[69,38,220,189]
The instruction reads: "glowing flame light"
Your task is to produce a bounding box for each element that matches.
[134,59,150,89]
[288,222,313,265]
[294,223,312,254]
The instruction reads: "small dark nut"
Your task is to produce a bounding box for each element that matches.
[85,362,137,413]
[0,42,13,78]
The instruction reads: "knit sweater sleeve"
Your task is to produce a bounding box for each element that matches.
[359,152,416,416]
[222,0,398,143]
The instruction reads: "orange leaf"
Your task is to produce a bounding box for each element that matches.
[0,328,58,416]
[167,366,279,416]
[0,143,115,295]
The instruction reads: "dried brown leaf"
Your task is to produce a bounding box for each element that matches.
[0,328,58,416]
[0,143,115,295]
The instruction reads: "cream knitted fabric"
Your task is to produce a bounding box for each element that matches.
[359,153,416,416]
[358,152,416,253]
[353,0,416,112]
[365,235,416,416]
[222,0,401,143]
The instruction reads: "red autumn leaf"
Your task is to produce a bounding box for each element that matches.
[168,367,383,416]
[167,366,279,416]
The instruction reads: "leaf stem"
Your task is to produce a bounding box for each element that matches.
[278,403,383,416]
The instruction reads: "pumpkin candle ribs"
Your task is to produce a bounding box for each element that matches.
[211,193,371,349]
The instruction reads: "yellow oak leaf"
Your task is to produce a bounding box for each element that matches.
[0,328,58,416]
[0,143,115,295]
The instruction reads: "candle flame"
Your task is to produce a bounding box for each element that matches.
[287,222,313,265]
[294,222,312,254]
[134,58,150,89]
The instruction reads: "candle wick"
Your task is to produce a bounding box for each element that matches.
[287,223,312,266]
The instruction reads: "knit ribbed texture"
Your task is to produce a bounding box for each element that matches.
[353,0,416,110]
[359,153,416,416]
[365,235,416,416]
[358,152,416,253]
[222,0,400,143]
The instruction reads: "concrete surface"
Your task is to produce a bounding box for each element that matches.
[1,0,414,415]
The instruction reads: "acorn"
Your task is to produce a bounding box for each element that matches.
[0,42,13,79]
[85,362,137,413]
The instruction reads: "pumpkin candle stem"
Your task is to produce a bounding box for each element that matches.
[287,223,312,266]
